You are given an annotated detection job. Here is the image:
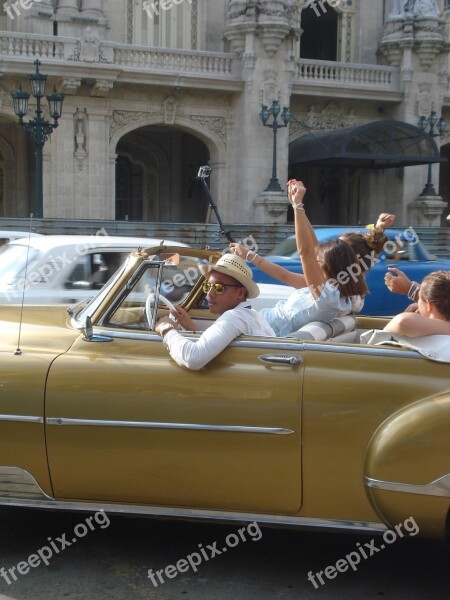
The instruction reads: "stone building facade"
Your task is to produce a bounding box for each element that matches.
[1,0,450,226]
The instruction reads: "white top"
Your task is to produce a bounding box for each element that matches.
[163,301,276,370]
[260,282,364,337]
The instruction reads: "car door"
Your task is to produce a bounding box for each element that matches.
[45,329,304,515]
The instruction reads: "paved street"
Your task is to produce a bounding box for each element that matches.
[0,507,448,599]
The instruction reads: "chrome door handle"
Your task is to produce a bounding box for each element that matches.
[258,354,303,366]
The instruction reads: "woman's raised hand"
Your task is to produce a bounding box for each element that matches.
[287,179,306,207]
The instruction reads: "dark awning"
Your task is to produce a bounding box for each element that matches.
[289,120,445,169]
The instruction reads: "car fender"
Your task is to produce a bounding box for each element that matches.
[364,393,450,538]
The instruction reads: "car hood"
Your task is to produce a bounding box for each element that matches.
[0,305,80,354]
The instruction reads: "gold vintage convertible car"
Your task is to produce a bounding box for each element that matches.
[0,246,449,539]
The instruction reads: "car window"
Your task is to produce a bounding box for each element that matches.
[65,251,131,290]
[0,244,40,283]
[268,237,297,257]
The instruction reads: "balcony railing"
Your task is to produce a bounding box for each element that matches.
[0,31,238,79]
[294,58,401,92]
[0,31,402,93]
[110,42,235,76]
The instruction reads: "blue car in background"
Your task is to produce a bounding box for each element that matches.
[250,227,450,316]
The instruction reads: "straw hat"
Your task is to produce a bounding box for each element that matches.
[199,253,260,299]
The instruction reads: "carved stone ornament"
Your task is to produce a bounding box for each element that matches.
[67,27,112,63]
[61,78,82,95]
[163,96,178,125]
[110,110,227,146]
[91,80,114,97]
[110,110,164,139]
[260,69,279,106]
[224,0,298,57]
[187,115,227,145]
[415,83,434,117]
[74,108,88,169]
[297,103,358,131]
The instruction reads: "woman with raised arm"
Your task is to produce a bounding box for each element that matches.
[230,181,368,337]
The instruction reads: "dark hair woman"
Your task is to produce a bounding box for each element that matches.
[230,181,368,337]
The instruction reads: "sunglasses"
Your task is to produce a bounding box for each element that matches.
[202,282,242,295]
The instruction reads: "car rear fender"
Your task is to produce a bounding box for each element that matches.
[364,393,450,538]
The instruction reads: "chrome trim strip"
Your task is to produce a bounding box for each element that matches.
[0,467,53,500]
[304,343,421,359]
[0,414,44,424]
[365,474,450,498]
[0,467,387,534]
[46,418,294,435]
[102,328,304,350]
[95,329,423,358]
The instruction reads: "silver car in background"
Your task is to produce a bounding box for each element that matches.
[0,234,188,305]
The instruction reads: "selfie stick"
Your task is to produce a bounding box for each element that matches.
[197,165,235,242]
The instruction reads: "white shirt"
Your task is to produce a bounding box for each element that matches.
[162,301,275,370]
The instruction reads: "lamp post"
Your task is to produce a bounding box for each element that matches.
[11,59,64,218]
[417,111,446,197]
[259,99,291,193]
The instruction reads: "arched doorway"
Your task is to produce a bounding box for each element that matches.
[300,4,338,61]
[0,122,34,217]
[115,126,210,222]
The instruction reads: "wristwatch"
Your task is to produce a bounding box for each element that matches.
[158,323,175,337]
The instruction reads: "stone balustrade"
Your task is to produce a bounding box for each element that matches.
[0,31,401,93]
[110,43,236,76]
[294,58,401,92]
[0,31,238,79]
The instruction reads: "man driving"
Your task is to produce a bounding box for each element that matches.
[155,254,275,369]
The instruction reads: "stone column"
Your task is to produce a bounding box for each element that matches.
[223,0,300,224]
[26,0,54,35]
[81,0,105,20]
[56,0,79,19]
[379,6,449,225]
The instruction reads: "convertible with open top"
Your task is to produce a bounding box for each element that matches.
[0,245,449,539]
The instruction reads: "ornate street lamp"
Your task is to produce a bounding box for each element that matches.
[11,60,64,218]
[417,111,446,197]
[259,99,291,193]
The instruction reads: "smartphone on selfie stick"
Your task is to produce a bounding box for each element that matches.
[197,165,235,243]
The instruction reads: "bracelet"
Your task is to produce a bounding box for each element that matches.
[246,250,258,263]
[159,323,175,337]
[407,282,420,302]
[293,203,305,212]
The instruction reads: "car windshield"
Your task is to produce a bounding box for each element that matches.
[0,244,40,284]
[104,256,202,329]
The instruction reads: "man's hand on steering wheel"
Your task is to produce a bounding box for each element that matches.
[169,305,196,330]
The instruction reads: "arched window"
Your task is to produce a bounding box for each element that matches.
[300,4,338,61]
[297,0,355,63]
[127,0,200,50]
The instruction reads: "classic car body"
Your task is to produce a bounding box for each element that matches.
[0,246,449,539]
[251,227,450,316]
